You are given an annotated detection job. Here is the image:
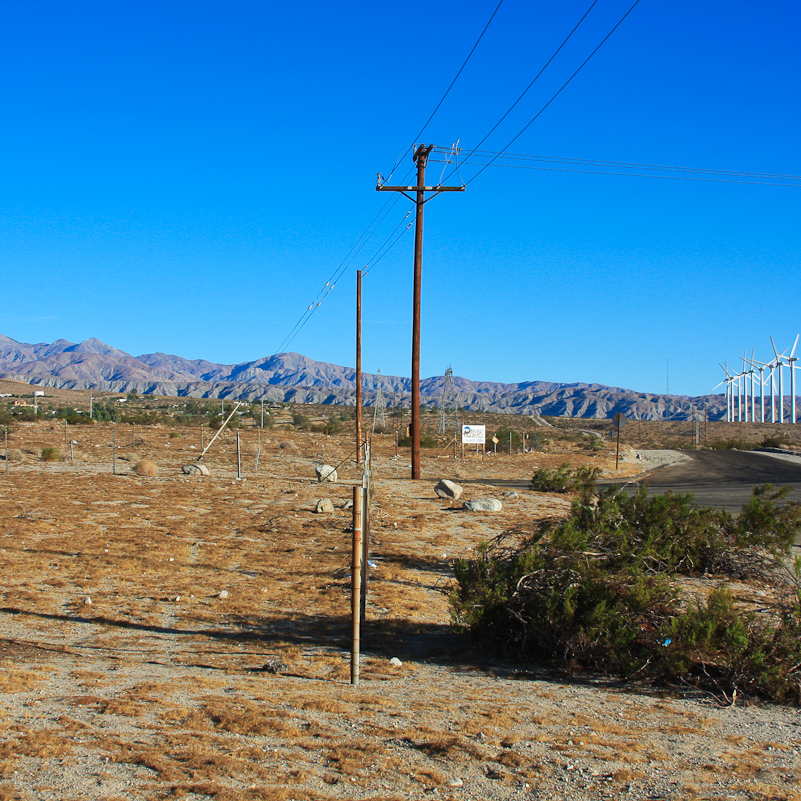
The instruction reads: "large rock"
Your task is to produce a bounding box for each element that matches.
[315,464,338,483]
[434,479,463,501]
[463,498,502,512]
[315,498,335,514]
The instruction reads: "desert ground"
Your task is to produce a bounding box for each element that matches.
[0,399,800,800]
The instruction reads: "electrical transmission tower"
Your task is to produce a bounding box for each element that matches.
[438,365,460,434]
[372,369,387,432]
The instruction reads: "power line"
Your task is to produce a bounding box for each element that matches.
[270,166,416,356]
[442,150,801,181]
[428,155,801,187]
[449,0,643,187]
[384,0,506,183]
[445,0,600,181]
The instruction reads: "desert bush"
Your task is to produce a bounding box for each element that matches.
[291,412,310,429]
[132,459,158,477]
[40,447,62,462]
[311,416,343,435]
[530,463,600,493]
[760,435,788,449]
[451,484,801,703]
[397,434,440,448]
[6,448,24,462]
[710,438,753,451]
[168,432,180,438]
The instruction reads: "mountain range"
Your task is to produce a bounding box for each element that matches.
[0,333,725,420]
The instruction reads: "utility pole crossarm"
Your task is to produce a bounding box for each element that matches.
[376,185,465,192]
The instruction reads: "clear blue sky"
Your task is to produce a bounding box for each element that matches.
[1,0,799,397]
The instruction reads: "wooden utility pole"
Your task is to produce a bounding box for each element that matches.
[377,145,464,479]
[356,269,363,465]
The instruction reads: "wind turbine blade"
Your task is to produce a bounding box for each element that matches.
[771,336,780,359]
[791,334,800,358]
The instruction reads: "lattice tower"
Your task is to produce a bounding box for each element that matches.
[372,369,387,431]
[438,365,460,434]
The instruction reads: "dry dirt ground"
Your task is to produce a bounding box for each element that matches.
[0,421,799,801]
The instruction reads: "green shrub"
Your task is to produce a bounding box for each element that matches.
[451,484,801,703]
[397,434,439,448]
[40,447,62,462]
[169,432,180,439]
[760,435,787,449]
[291,412,310,429]
[710,438,752,450]
[530,463,600,493]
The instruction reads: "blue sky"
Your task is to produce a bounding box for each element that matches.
[1,0,799,397]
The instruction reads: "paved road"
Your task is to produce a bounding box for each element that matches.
[613,450,801,514]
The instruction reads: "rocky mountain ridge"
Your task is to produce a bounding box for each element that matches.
[0,334,725,420]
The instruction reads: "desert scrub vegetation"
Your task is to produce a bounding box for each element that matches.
[530,462,601,493]
[451,481,801,704]
[40,446,62,462]
[132,459,159,477]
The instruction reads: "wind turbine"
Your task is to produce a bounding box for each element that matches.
[740,352,754,423]
[715,362,735,422]
[780,335,799,424]
[730,368,744,422]
[747,355,770,423]
[770,337,790,423]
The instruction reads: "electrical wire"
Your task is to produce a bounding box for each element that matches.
[444,0,600,182]
[270,167,417,356]
[441,150,801,181]
[383,0,506,183]
[446,0,643,187]
[428,154,801,187]
[362,215,414,277]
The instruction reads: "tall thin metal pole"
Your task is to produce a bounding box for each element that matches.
[112,428,116,475]
[410,146,432,480]
[356,269,363,465]
[4,427,7,474]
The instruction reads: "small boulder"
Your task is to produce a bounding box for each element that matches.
[182,463,210,476]
[218,590,229,599]
[315,464,338,483]
[316,498,335,514]
[502,491,519,498]
[389,657,403,667]
[463,498,502,512]
[434,478,463,501]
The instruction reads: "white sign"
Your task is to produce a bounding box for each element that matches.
[461,424,486,445]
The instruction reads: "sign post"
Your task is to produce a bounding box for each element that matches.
[461,425,486,460]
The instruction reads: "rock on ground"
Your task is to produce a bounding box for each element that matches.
[315,498,335,514]
[434,478,463,500]
[181,463,210,476]
[463,498,502,512]
[315,464,337,483]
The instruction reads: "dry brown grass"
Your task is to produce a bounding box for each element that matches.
[0,414,797,801]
